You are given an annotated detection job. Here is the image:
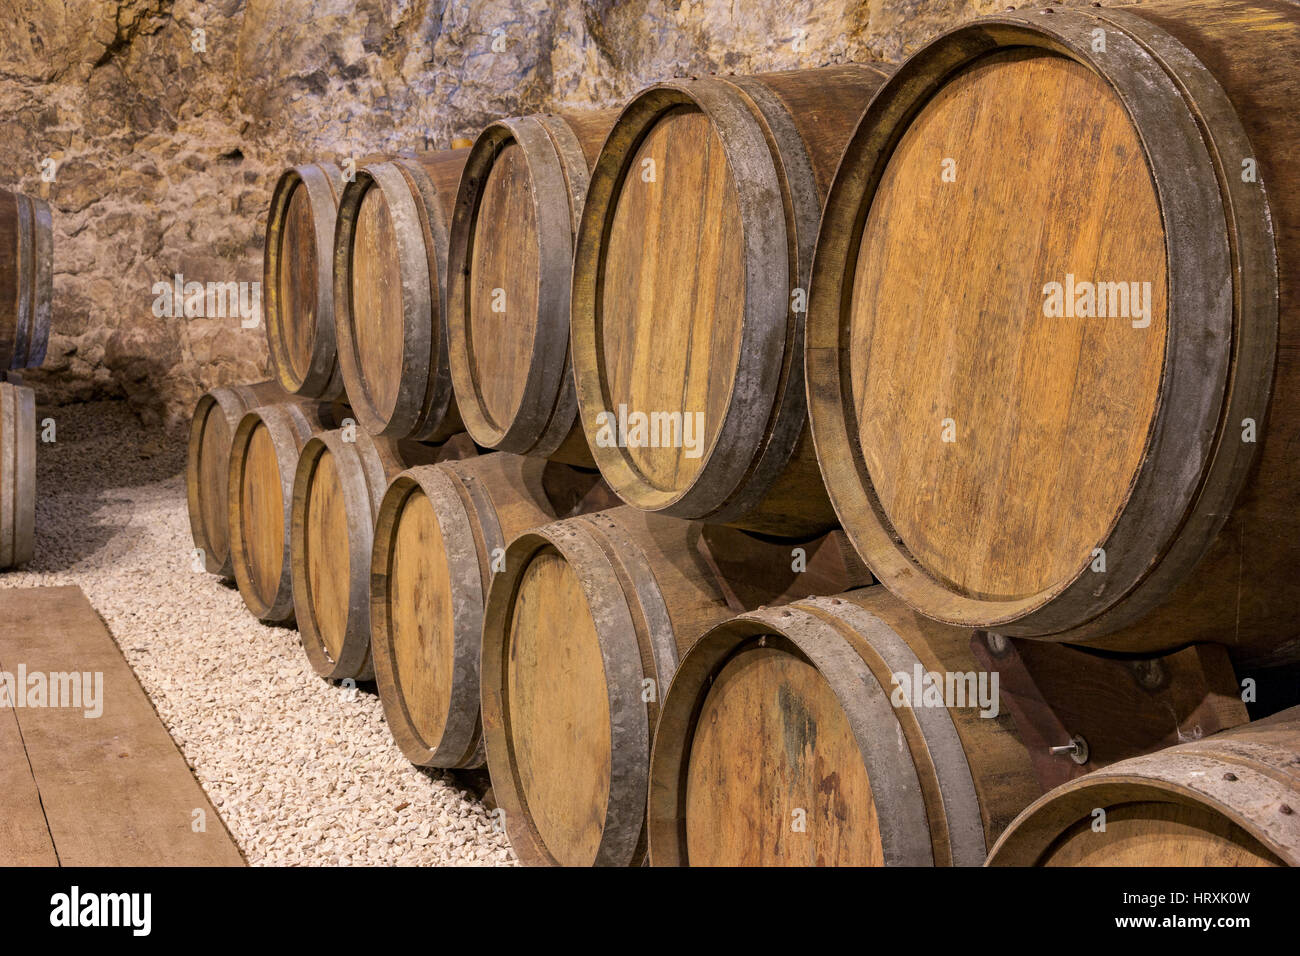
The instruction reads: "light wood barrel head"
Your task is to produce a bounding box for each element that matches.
[684,640,882,866]
[334,156,463,441]
[186,382,283,577]
[988,708,1300,867]
[649,601,934,867]
[505,546,612,867]
[303,448,349,656]
[464,136,540,437]
[572,80,792,522]
[192,396,234,572]
[448,113,609,459]
[1034,801,1281,867]
[350,183,405,423]
[372,454,575,772]
[291,429,378,680]
[598,106,742,495]
[264,164,344,398]
[277,182,321,382]
[376,474,465,764]
[806,11,1242,634]
[389,489,456,746]
[481,517,651,866]
[228,403,315,622]
[851,49,1166,605]
[989,772,1291,867]
[369,462,490,770]
[237,421,284,610]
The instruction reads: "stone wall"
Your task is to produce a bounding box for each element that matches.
[0,0,1132,428]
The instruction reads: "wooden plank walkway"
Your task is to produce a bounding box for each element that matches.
[0,585,244,866]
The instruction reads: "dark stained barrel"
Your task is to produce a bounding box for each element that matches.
[0,189,52,371]
[648,586,1037,866]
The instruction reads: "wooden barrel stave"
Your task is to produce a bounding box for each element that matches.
[292,429,473,682]
[228,400,339,622]
[447,111,618,464]
[570,65,887,537]
[186,380,286,577]
[370,453,613,770]
[334,150,469,442]
[987,706,1300,866]
[0,190,53,371]
[647,585,1038,866]
[480,506,872,865]
[263,163,348,400]
[805,0,1300,666]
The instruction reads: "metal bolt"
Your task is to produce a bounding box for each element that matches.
[986,632,1010,655]
[1223,772,1238,782]
[1049,735,1090,765]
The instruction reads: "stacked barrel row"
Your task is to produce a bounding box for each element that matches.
[0,187,52,569]
[186,0,1300,867]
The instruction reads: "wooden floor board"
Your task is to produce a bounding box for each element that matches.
[0,585,244,866]
[0,696,59,865]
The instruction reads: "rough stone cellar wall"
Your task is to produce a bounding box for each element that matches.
[0,0,1134,428]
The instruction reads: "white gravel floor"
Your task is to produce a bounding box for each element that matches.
[1,400,515,866]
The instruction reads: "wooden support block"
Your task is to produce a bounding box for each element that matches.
[971,633,1249,793]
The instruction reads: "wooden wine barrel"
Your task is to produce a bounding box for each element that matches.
[291,430,476,682]
[334,150,470,441]
[570,65,887,537]
[264,163,348,399]
[987,706,1300,866]
[370,453,615,770]
[186,380,285,577]
[446,111,617,466]
[647,586,1036,866]
[480,507,870,865]
[227,400,340,622]
[806,1,1300,667]
[0,381,35,568]
[1,189,53,371]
